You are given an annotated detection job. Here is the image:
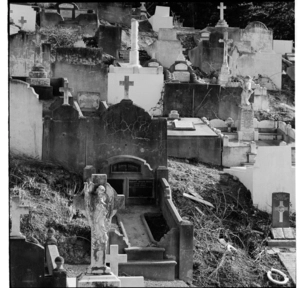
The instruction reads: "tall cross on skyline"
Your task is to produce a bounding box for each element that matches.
[275,201,289,223]
[119,76,134,99]
[18,16,27,28]
[59,81,73,105]
[217,2,227,21]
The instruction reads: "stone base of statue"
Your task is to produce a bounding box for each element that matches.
[218,63,230,86]
[77,268,120,287]
[237,105,258,141]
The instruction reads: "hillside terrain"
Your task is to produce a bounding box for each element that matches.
[9,154,295,287]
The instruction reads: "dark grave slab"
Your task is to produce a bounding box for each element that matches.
[31,85,53,100]
[272,192,290,228]
[10,237,45,287]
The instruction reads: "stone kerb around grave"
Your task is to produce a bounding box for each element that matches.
[9,79,43,159]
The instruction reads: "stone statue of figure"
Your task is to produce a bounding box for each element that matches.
[83,181,115,273]
[240,75,254,107]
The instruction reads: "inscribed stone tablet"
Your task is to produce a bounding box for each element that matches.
[78,92,101,111]
[240,109,254,131]
[175,63,188,70]
[155,6,170,17]
[129,180,153,198]
[173,71,190,82]
[148,62,159,67]
[272,192,290,228]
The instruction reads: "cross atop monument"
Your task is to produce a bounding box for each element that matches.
[275,201,289,223]
[119,76,134,99]
[59,80,73,105]
[219,31,233,64]
[10,196,30,238]
[18,16,27,29]
[106,245,127,276]
[218,2,227,21]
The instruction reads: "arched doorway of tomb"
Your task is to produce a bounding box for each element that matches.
[100,155,155,206]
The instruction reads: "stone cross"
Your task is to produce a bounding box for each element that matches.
[18,16,27,28]
[59,81,73,105]
[217,2,227,21]
[219,31,233,64]
[275,201,289,223]
[10,196,30,237]
[119,76,134,99]
[106,245,127,276]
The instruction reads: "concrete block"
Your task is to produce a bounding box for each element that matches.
[119,276,144,287]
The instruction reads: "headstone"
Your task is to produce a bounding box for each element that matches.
[169,110,179,119]
[148,6,173,32]
[10,196,30,238]
[106,245,127,276]
[10,4,36,31]
[215,2,228,27]
[78,92,101,111]
[272,192,290,228]
[175,63,188,70]
[58,3,76,19]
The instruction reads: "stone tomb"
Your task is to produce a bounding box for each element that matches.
[148,6,174,32]
[237,107,258,141]
[172,53,190,83]
[78,91,101,111]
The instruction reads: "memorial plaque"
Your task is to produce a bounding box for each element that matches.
[173,121,195,130]
[173,71,190,82]
[272,192,290,228]
[60,9,73,19]
[240,109,254,130]
[91,174,107,186]
[175,63,188,70]
[129,180,153,198]
[78,92,101,111]
[27,78,50,87]
[119,50,130,60]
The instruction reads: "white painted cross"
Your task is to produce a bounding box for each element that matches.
[59,81,73,105]
[18,16,27,29]
[275,201,288,222]
[217,2,227,21]
[119,76,134,99]
[10,196,30,237]
[106,245,127,276]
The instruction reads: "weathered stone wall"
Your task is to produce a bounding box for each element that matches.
[43,99,167,173]
[9,79,43,159]
[167,136,222,166]
[10,32,51,77]
[163,83,243,120]
[51,47,108,100]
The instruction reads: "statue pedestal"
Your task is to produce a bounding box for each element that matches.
[26,64,50,87]
[237,106,258,141]
[77,271,120,287]
[218,63,230,86]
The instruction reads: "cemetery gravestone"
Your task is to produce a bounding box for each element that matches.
[148,6,173,32]
[57,3,77,20]
[272,192,290,228]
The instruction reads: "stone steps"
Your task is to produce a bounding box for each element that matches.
[125,247,165,261]
[119,260,177,281]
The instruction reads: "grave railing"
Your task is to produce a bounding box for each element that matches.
[157,177,193,283]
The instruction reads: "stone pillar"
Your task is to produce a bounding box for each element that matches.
[237,107,255,141]
[130,19,140,66]
[179,220,193,283]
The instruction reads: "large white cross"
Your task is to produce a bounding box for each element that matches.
[59,81,73,105]
[106,245,127,276]
[10,196,30,237]
[275,201,288,222]
[218,2,227,21]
